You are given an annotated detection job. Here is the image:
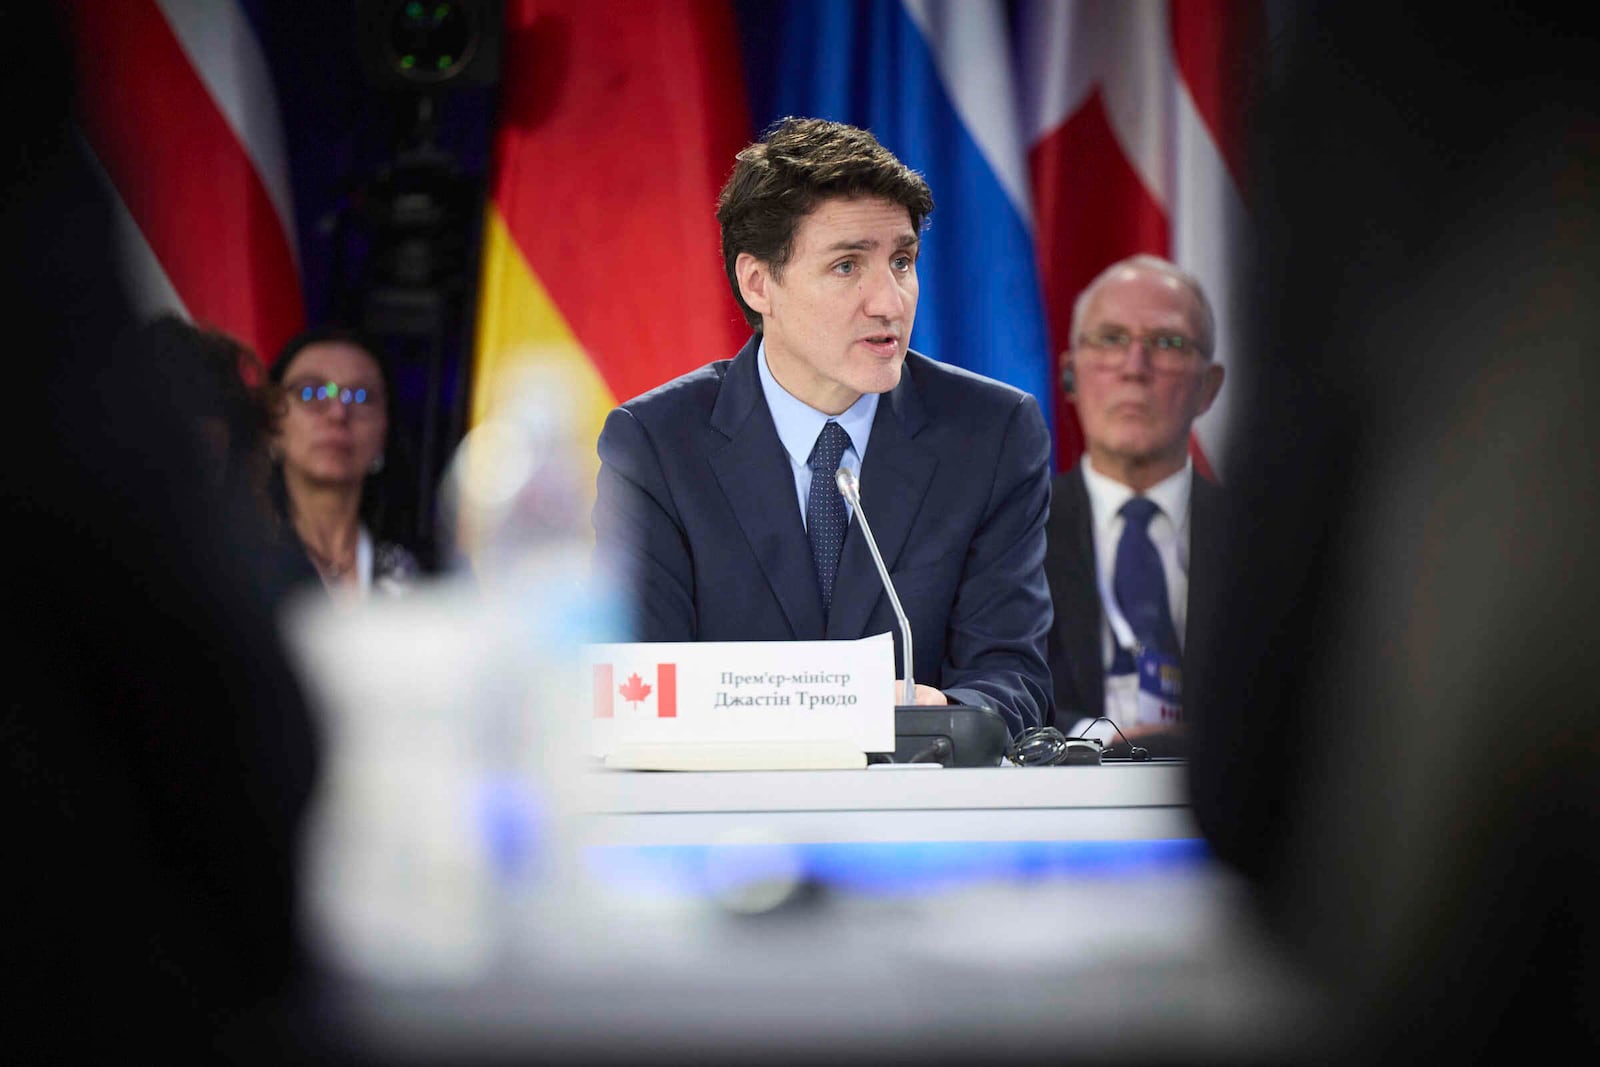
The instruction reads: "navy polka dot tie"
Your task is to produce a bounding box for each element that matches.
[1113,497,1180,662]
[807,420,851,616]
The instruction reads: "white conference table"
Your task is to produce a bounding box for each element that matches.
[320,762,1325,1063]
[575,762,1199,847]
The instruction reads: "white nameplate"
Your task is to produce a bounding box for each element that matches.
[582,633,895,758]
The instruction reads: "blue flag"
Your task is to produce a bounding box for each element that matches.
[738,0,1054,450]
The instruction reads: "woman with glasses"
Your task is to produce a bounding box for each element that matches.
[269,327,419,596]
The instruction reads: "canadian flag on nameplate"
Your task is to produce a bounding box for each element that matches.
[592,663,677,719]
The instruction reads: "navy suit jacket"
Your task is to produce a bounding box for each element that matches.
[594,336,1053,735]
[1044,462,1224,729]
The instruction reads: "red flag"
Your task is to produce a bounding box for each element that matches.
[471,0,751,520]
[1019,0,1262,479]
[65,0,304,362]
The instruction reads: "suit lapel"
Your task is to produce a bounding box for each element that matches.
[1056,466,1105,717]
[706,339,826,639]
[825,366,936,639]
[1183,474,1224,672]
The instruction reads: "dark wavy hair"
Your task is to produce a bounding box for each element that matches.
[716,117,934,331]
[130,313,272,497]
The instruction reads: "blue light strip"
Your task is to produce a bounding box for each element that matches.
[589,838,1210,896]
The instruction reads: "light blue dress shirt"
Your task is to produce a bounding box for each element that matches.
[757,340,878,529]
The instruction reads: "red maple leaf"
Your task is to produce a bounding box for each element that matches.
[618,672,652,706]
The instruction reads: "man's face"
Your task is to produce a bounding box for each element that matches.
[737,196,919,415]
[1070,267,1224,484]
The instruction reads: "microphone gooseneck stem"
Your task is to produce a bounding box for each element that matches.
[835,468,914,705]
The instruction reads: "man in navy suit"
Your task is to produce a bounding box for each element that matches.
[1045,255,1225,754]
[593,118,1052,736]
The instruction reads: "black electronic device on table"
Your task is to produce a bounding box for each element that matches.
[889,704,1010,767]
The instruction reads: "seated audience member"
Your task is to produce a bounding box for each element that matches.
[1045,255,1225,755]
[134,314,272,499]
[269,327,420,597]
[593,117,1053,736]
[130,314,319,602]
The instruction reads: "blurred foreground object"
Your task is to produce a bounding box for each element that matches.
[442,359,593,581]
[3,10,318,1059]
[1191,4,1600,1058]
[289,359,620,982]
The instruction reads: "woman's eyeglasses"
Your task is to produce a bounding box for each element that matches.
[285,379,384,415]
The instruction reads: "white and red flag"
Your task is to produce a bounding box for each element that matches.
[65,0,304,363]
[1019,0,1262,480]
[592,662,678,720]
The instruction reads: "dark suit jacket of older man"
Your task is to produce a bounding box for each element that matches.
[594,336,1053,736]
[1044,463,1225,729]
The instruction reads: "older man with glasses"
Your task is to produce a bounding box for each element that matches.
[1044,255,1226,756]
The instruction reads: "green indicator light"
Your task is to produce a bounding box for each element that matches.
[405,2,423,18]
[437,54,453,69]
[400,54,416,69]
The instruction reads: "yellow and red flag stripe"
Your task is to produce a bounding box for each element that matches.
[472,0,751,504]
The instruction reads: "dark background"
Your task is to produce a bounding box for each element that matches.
[247,1,501,570]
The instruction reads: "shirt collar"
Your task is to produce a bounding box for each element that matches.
[757,339,878,466]
[1081,455,1193,537]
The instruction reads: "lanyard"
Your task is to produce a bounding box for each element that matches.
[1095,556,1142,661]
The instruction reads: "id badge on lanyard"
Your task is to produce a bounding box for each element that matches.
[1099,567,1184,728]
[1133,646,1182,726]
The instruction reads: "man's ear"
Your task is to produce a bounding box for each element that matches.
[736,252,773,318]
[1197,362,1226,415]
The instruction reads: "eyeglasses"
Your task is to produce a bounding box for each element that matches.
[285,379,384,415]
[1075,329,1206,373]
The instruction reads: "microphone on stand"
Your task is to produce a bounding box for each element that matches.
[834,467,915,705]
[834,467,1010,768]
